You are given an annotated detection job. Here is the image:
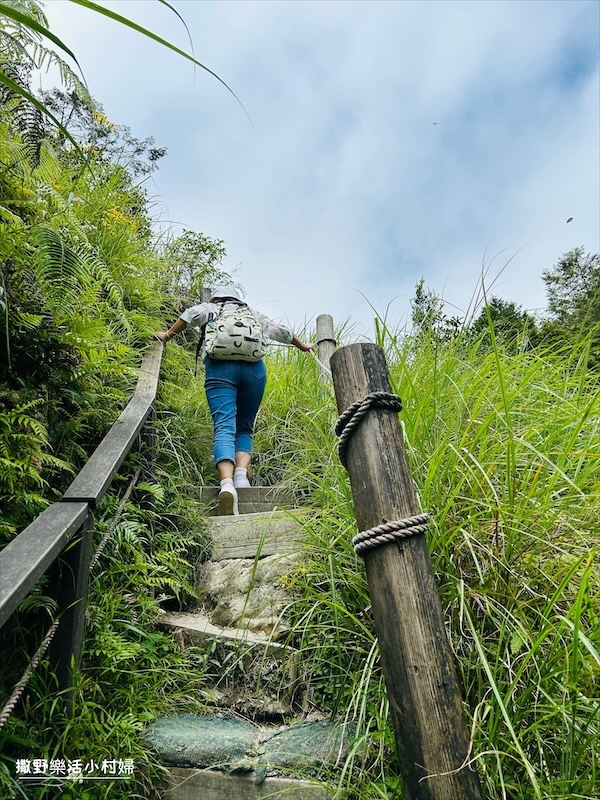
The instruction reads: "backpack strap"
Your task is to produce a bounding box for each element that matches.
[194,329,205,377]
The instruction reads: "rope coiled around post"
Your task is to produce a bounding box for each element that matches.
[335,390,429,555]
[352,514,430,555]
[334,391,402,468]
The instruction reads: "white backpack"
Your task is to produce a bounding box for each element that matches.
[203,301,266,362]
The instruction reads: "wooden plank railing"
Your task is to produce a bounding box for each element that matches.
[0,342,164,711]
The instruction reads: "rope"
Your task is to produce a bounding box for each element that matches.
[268,341,333,379]
[352,514,429,555]
[309,347,333,379]
[335,390,429,554]
[89,468,141,570]
[0,620,60,731]
[334,391,402,468]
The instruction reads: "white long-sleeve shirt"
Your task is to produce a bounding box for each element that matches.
[180,301,293,359]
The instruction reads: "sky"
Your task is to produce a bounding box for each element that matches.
[41,0,600,339]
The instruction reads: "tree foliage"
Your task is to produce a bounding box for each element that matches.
[469,296,539,352]
[542,246,600,330]
[410,277,461,340]
[161,229,231,303]
[539,247,600,366]
[409,247,600,360]
[42,87,167,176]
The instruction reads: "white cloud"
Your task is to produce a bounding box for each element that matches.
[43,0,600,337]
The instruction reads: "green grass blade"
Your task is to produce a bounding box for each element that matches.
[460,582,542,798]
[66,0,252,124]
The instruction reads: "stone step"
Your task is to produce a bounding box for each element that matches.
[163,768,329,799]
[199,485,296,516]
[157,610,299,717]
[204,510,307,560]
[158,610,290,658]
[195,552,301,635]
[146,715,353,798]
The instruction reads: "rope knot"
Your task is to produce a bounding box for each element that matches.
[352,514,429,556]
[335,391,402,468]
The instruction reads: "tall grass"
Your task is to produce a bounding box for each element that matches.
[256,324,599,799]
[2,314,595,799]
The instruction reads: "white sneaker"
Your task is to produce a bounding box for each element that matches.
[233,467,251,489]
[218,486,239,515]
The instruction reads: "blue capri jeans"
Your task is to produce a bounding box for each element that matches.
[204,357,267,465]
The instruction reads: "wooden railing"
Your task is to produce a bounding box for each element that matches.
[0,342,164,711]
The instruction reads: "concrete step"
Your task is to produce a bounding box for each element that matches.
[199,486,296,516]
[162,767,329,799]
[157,610,299,717]
[158,610,290,658]
[204,510,308,560]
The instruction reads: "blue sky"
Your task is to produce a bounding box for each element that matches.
[42,0,599,339]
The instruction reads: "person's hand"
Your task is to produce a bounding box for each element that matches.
[298,341,315,352]
[154,331,170,342]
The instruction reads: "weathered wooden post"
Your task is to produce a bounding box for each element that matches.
[46,513,94,712]
[316,314,336,382]
[141,407,158,485]
[140,406,157,571]
[330,343,481,800]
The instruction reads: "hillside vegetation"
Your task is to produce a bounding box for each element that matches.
[1,3,598,799]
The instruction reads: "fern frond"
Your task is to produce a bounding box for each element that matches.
[32,225,130,329]
[33,225,91,288]
[32,137,65,184]
[3,395,45,416]
[137,482,166,505]
[0,0,48,30]
[12,310,45,329]
[0,129,30,170]
[13,96,44,167]
[0,456,48,489]
[3,489,50,511]
[17,592,57,615]
[33,46,93,109]
[0,204,25,223]
[113,519,148,546]
[0,56,44,166]
[38,451,73,473]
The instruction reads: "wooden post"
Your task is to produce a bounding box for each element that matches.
[330,344,481,800]
[141,406,158,483]
[140,407,157,581]
[46,512,94,713]
[316,314,336,383]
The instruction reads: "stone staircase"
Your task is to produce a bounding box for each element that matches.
[148,486,351,799]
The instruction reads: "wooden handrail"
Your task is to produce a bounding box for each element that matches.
[0,502,89,629]
[0,342,164,709]
[62,344,163,508]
